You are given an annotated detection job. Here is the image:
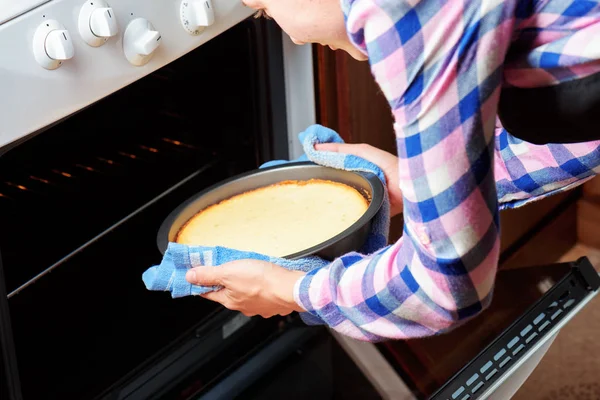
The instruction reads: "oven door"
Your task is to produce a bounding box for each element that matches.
[0,17,292,400]
[200,325,382,400]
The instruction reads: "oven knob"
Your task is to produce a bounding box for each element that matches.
[32,20,74,70]
[123,18,161,66]
[78,0,119,47]
[180,0,215,35]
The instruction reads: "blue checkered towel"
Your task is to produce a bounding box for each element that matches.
[142,124,390,298]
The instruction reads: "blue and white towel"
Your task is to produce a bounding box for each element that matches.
[142,124,390,298]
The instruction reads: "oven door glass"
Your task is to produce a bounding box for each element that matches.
[0,18,286,400]
[233,327,382,400]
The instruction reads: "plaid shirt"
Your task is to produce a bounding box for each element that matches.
[293,0,600,342]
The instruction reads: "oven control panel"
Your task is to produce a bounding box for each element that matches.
[0,0,254,149]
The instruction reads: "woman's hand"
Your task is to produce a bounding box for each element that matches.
[315,142,403,217]
[185,260,306,318]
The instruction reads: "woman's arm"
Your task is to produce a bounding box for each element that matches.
[494,121,600,210]
[293,0,517,341]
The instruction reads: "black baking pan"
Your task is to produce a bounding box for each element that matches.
[156,161,385,261]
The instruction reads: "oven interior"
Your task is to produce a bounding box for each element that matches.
[0,19,275,294]
[0,18,305,400]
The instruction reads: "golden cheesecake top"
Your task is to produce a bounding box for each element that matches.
[176,179,369,257]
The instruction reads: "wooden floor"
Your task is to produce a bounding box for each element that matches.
[512,244,600,400]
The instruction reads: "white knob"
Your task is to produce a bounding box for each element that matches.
[180,0,215,35]
[45,30,75,60]
[33,20,74,70]
[90,8,118,37]
[123,18,161,66]
[78,0,119,47]
[133,29,161,55]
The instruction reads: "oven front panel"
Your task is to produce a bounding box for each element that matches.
[0,0,255,149]
[1,19,285,400]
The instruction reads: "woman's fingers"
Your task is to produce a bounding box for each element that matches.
[315,141,404,217]
[315,142,374,159]
[200,289,231,307]
[315,142,397,170]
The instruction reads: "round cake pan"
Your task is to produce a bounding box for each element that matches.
[156,161,384,261]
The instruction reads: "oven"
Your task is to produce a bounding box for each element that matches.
[0,1,384,399]
[3,2,600,400]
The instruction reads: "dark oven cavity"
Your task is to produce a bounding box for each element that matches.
[0,18,292,400]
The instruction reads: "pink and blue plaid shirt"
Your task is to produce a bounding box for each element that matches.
[293,0,600,342]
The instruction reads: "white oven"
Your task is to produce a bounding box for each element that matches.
[0,0,314,155]
[0,2,348,400]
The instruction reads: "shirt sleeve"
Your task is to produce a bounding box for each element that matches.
[494,119,600,210]
[293,0,515,342]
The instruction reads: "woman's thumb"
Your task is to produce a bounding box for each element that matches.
[186,266,224,286]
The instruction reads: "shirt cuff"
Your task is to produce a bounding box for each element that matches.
[499,175,595,210]
[293,274,307,312]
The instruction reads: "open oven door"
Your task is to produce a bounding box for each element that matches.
[336,257,600,400]
[428,257,600,400]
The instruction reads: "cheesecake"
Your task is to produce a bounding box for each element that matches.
[175,179,369,257]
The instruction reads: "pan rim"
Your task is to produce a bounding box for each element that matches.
[156,161,385,260]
